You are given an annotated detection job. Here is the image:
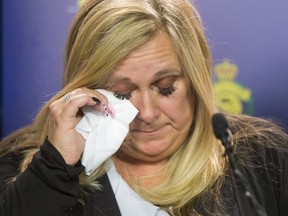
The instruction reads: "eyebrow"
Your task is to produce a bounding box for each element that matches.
[110,68,182,84]
[154,68,182,78]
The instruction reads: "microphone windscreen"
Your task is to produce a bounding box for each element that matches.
[212,113,229,140]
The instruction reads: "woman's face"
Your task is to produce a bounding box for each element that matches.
[110,32,195,163]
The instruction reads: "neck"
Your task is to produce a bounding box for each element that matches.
[112,152,167,188]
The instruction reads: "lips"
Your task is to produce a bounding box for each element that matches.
[135,130,158,134]
[131,126,160,132]
[131,126,165,136]
[136,130,158,136]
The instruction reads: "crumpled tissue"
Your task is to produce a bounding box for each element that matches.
[76,89,138,175]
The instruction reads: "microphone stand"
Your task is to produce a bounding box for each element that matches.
[219,131,267,216]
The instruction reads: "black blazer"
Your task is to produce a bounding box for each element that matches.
[81,173,121,216]
[0,140,121,216]
[0,139,287,216]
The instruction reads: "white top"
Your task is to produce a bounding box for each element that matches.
[106,161,171,216]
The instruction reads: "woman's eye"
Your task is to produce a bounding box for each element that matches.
[113,92,131,100]
[159,85,176,96]
[154,75,178,96]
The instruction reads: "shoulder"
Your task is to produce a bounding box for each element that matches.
[225,114,288,169]
[225,114,288,186]
[1,125,36,152]
[223,114,288,215]
[0,148,27,193]
[227,114,288,150]
[0,125,37,192]
[197,114,287,215]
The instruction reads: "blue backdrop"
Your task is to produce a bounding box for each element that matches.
[1,0,288,137]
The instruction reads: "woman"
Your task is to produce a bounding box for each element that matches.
[1,0,287,215]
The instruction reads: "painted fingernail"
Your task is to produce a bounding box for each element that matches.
[102,103,109,117]
[92,97,101,104]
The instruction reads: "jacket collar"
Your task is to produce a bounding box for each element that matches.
[84,173,122,216]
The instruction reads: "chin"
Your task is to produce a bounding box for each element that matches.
[134,143,176,161]
[121,137,181,160]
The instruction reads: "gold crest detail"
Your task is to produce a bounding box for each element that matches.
[78,0,84,7]
[213,59,253,114]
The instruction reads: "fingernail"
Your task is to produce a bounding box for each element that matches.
[102,103,109,117]
[92,97,101,104]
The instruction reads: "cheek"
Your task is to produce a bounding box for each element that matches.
[161,89,194,127]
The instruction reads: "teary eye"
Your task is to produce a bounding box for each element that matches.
[154,75,178,96]
[159,86,176,96]
[113,92,131,100]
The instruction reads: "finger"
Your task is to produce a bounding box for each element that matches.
[63,93,110,119]
[63,88,113,117]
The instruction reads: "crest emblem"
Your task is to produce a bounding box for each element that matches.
[213,59,254,114]
[78,0,84,7]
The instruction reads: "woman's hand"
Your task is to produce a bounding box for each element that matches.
[47,88,110,166]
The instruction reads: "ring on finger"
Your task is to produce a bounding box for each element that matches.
[64,93,72,103]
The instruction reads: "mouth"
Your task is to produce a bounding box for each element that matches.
[134,129,158,133]
[131,126,165,136]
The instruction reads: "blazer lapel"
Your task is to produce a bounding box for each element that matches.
[84,173,122,216]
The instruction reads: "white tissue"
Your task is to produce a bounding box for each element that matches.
[76,89,138,175]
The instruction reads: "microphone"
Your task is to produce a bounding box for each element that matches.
[212,113,233,155]
[211,113,267,216]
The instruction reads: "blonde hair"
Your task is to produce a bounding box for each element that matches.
[12,0,225,214]
[1,1,287,215]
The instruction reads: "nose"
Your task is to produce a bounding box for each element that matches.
[131,91,160,123]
